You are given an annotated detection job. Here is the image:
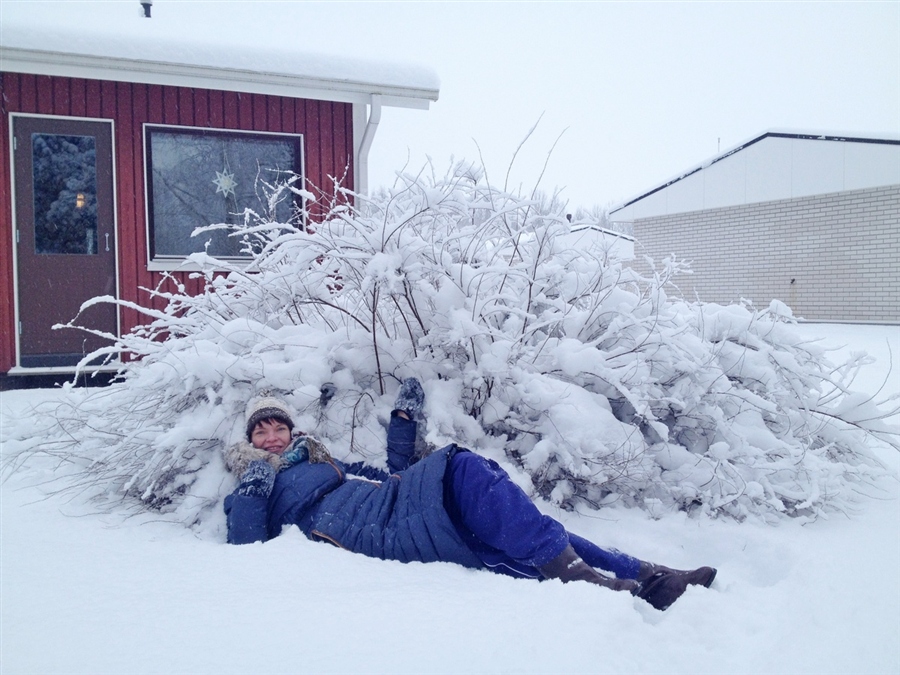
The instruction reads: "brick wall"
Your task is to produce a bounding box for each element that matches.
[628,184,900,323]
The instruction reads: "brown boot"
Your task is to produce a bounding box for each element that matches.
[633,571,690,611]
[638,561,717,588]
[538,545,639,593]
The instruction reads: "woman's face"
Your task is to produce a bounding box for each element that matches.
[251,418,292,454]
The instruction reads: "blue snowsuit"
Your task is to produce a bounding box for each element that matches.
[225,414,641,580]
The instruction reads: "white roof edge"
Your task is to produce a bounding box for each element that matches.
[0,46,439,110]
[569,223,635,242]
[608,128,900,216]
[756,126,900,142]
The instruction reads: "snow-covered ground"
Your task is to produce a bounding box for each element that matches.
[1,322,898,675]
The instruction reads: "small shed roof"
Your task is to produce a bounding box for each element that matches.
[609,129,900,222]
[0,10,439,109]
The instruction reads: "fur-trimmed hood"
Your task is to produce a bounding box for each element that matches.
[224,435,333,480]
[223,441,286,479]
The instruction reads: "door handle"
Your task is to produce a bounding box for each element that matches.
[105,233,110,252]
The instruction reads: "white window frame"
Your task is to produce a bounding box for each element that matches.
[142,123,305,272]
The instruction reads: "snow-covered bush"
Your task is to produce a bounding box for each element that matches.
[3,164,897,526]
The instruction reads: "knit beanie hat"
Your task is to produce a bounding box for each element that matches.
[245,393,295,441]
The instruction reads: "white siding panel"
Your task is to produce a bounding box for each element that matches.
[609,202,634,223]
[844,142,900,190]
[664,170,704,214]
[745,137,792,203]
[791,139,843,197]
[633,187,668,219]
[703,151,747,209]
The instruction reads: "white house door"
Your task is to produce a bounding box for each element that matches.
[12,116,117,368]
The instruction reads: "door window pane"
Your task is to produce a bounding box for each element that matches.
[146,127,302,259]
[32,133,98,255]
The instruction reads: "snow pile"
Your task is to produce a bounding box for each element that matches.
[3,324,898,674]
[3,166,896,526]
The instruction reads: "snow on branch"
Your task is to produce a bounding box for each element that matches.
[3,168,896,527]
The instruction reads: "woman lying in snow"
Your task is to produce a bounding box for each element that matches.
[224,379,716,610]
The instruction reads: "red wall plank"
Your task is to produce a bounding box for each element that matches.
[237,92,252,130]
[207,89,223,129]
[115,81,136,343]
[330,101,354,207]
[252,93,267,130]
[36,75,53,113]
[322,102,337,188]
[281,97,295,137]
[222,90,239,130]
[163,84,178,124]
[346,102,355,191]
[131,83,159,328]
[70,78,87,118]
[268,96,282,133]
[194,87,210,128]
[52,77,70,116]
[100,80,116,120]
[85,79,101,118]
[0,74,15,370]
[305,99,322,213]
[178,87,194,126]
[147,84,164,125]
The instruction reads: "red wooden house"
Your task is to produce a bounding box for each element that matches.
[0,19,438,378]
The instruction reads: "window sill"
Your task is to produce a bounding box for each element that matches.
[147,258,251,273]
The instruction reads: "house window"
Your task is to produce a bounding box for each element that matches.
[32,133,98,255]
[145,126,303,262]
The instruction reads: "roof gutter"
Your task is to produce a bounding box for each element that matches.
[356,94,382,195]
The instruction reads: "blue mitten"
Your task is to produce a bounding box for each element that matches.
[282,436,332,466]
[394,378,425,420]
[236,459,276,498]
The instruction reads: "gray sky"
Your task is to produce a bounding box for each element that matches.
[6,1,899,211]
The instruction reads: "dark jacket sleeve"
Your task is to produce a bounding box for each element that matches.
[385,413,417,474]
[224,491,270,544]
[340,413,419,480]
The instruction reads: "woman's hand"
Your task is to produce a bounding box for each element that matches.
[235,459,276,498]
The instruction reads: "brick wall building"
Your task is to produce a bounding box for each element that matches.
[610,131,900,323]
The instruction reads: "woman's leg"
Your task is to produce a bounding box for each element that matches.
[567,532,641,580]
[443,451,569,569]
[444,452,643,576]
[443,451,703,608]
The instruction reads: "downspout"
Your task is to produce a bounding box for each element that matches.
[356,94,382,196]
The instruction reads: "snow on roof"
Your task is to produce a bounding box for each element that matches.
[0,3,440,109]
[609,128,900,219]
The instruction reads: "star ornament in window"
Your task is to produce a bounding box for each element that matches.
[213,169,238,198]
